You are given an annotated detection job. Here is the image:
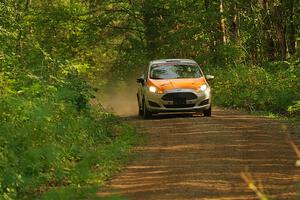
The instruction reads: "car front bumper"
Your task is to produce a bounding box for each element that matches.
[145,88,211,113]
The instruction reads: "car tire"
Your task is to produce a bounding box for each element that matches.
[138,108,143,116]
[203,106,212,117]
[143,99,152,119]
[137,95,143,116]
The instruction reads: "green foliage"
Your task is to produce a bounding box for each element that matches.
[40,186,127,200]
[208,44,246,67]
[288,101,300,115]
[1,0,300,198]
[210,61,300,113]
[0,1,140,199]
[0,93,138,200]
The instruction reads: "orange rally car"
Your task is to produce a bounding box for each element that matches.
[137,59,214,118]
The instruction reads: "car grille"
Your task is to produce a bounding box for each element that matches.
[162,92,197,101]
[165,104,195,108]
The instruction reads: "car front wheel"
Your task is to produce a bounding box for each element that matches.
[143,100,152,119]
[137,95,143,116]
[203,106,212,117]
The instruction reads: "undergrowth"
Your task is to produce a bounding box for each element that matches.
[0,93,139,200]
[207,59,300,116]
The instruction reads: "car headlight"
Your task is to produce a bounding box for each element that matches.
[149,86,157,93]
[200,84,208,92]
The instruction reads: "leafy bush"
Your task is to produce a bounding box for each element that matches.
[207,44,246,67]
[288,101,300,115]
[210,62,300,114]
[0,2,140,199]
[0,94,138,200]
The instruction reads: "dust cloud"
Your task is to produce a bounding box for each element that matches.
[98,82,139,117]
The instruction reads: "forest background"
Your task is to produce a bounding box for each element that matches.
[1,0,300,199]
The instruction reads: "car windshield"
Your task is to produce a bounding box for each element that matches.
[150,64,203,79]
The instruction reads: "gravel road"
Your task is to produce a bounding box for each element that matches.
[99,108,300,200]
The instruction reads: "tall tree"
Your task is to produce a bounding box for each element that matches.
[219,0,227,44]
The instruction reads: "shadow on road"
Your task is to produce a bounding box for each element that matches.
[99,108,300,200]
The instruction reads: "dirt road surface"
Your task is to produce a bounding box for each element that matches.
[99,108,300,200]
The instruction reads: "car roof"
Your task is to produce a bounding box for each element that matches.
[150,59,197,65]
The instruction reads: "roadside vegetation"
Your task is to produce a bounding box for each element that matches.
[210,59,300,115]
[1,1,139,199]
[1,0,300,199]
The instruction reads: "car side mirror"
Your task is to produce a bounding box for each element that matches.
[136,77,145,85]
[205,75,214,81]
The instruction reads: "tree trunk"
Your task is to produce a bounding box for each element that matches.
[141,0,160,58]
[288,0,296,55]
[25,0,31,10]
[204,0,210,10]
[219,0,227,44]
[15,1,22,56]
[230,2,240,43]
[272,2,288,59]
[262,0,276,60]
